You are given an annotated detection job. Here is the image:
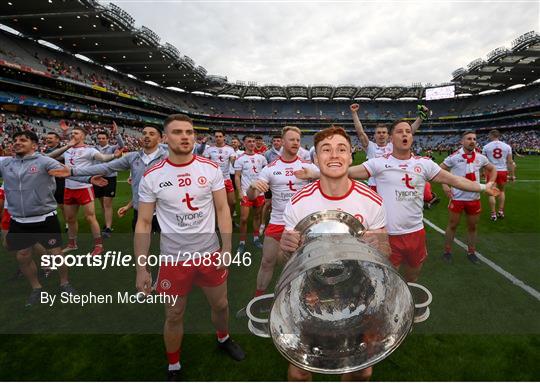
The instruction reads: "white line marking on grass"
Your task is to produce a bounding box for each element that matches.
[423,218,540,301]
[514,180,540,183]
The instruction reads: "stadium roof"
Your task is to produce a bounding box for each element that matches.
[1,1,539,100]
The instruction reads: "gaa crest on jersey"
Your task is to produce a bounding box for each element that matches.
[354,214,364,224]
[197,176,207,186]
[28,165,38,174]
[160,279,171,290]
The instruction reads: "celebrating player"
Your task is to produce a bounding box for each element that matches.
[440,131,497,264]
[482,129,515,221]
[234,134,268,252]
[93,121,125,237]
[135,114,244,381]
[202,130,237,216]
[280,126,389,382]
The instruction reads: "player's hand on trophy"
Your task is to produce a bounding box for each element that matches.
[136,269,153,296]
[485,182,500,197]
[251,179,269,193]
[90,175,109,187]
[294,167,319,180]
[48,165,71,177]
[280,229,301,253]
[350,103,360,113]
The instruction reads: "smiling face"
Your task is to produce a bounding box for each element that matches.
[315,134,352,179]
[13,134,37,156]
[391,122,413,152]
[142,126,161,150]
[97,133,109,147]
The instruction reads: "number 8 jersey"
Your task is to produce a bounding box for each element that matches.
[138,156,224,260]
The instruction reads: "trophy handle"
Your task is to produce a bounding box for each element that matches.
[246,293,274,338]
[407,283,433,323]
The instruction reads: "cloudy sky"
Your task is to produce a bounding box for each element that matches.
[108,0,538,87]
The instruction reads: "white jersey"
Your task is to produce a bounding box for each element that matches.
[234,153,267,196]
[258,157,318,225]
[365,141,393,186]
[482,140,512,171]
[65,146,100,189]
[442,149,489,201]
[138,155,224,261]
[283,179,386,231]
[203,144,236,178]
[230,149,244,175]
[363,154,441,235]
[298,147,311,162]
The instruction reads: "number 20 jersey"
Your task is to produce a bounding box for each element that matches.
[138,156,224,260]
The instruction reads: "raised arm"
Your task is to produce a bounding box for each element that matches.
[350,103,369,150]
[411,105,429,134]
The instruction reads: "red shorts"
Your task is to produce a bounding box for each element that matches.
[264,223,285,241]
[1,209,11,231]
[487,171,508,186]
[389,228,427,268]
[448,199,481,215]
[64,187,94,206]
[224,179,235,193]
[156,252,228,296]
[240,195,265,208]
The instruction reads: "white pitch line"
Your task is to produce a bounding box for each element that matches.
[423,218,540,301]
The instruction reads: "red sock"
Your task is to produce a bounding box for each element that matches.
[240,234,246,242]
[255,289,265,297]
[217,331,229,342]
[68,239,77,247]
[444,244,452,253]
[166,349,180,365]
[468,247,476,254]
[253,230,259,237]
[94,237,103,247]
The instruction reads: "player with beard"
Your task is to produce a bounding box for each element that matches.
[351,103,439,207]
[203,130,237,217]
[234,135,268,253]
[295,121,499,282]
[43,132,67,228]
[135,114,244,380]
[440,131,497,264]
[261,134,283,235]
[93,121,125,238]
[280,126,389,382]
[50,126,167,233]
[236,126,318,318]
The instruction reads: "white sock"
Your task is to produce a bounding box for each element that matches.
[239,240,245,245]
[168,362,181,371]
[218,334,230,343]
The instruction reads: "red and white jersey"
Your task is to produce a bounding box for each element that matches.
[365,141,393,186]
[363,154,441,235]
[482,140,512,171]
[202,144,236,178]
[258,157,318,225]
[138,155,224,260]
[234,153,267,196]
[230,149,244,175]
[442,149,489,201]
[64,145,100,189]
[283,179,386,231]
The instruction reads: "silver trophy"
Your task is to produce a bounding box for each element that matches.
[246,210,432,374]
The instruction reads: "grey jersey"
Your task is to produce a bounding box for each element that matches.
[0,153,64,218]
[72,146,168,209]
[94,134,125,177]
[264,147,281,164]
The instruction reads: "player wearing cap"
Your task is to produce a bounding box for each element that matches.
[440,131,497,264]
[135,114,244,381]
[202,130,237,217]
[482,129,515,221]
[234,134,268,253]
[281,126,389,382]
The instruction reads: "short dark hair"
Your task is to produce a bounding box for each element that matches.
[255,135,263,140]
[97,130,109,138]
[272,134,282,140]
[374,123,389,131]
[389,120,410,134]
[13,131,39,143]
[47,132,61,140]
[489,129,501,138]
[314,125,351,152]
[462,130,476,137]
[163,114,193,130]
[73,126,88,135]
[143,125,162,137]
[243,134,255,141]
